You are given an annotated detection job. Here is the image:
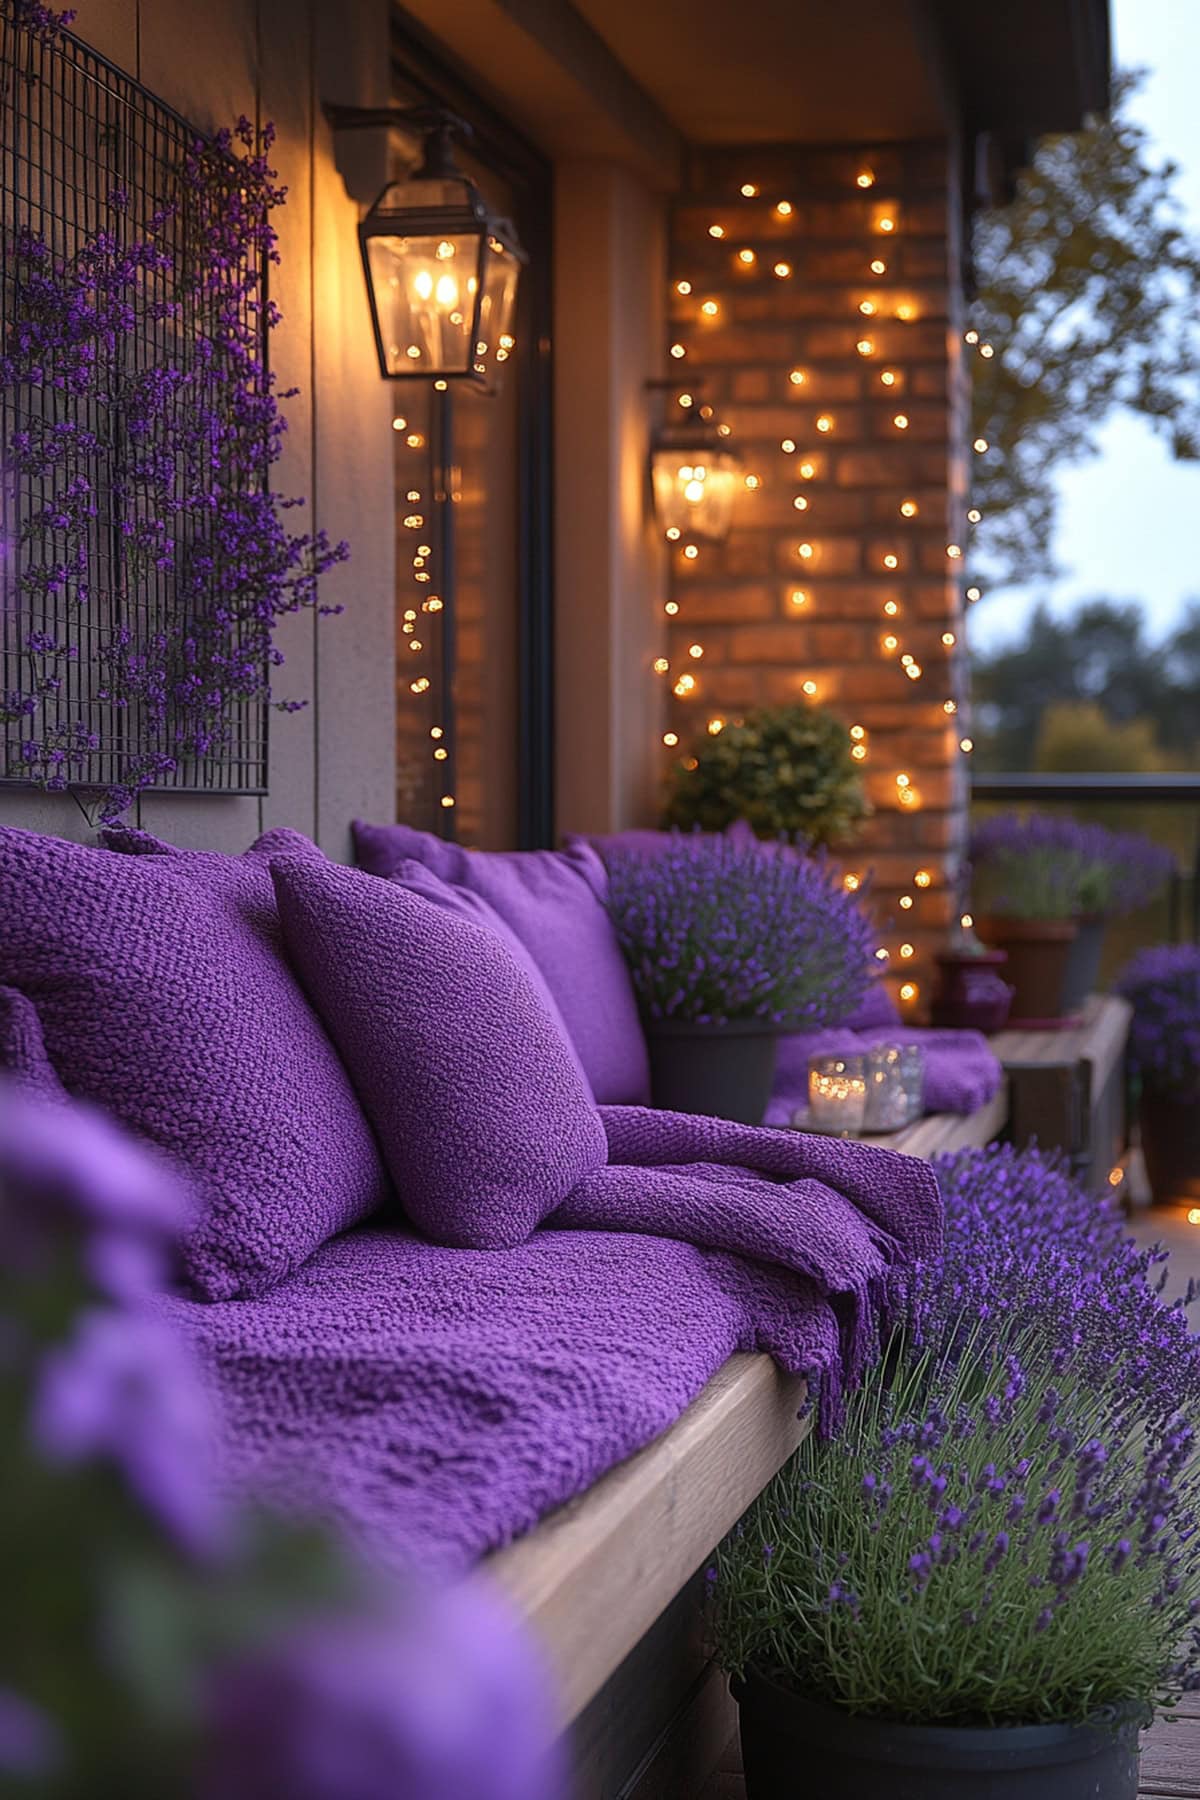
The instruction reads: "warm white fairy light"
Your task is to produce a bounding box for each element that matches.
[882,633,899,652]
[882,552,899,570]
[798,459,816,479]
[816,414,834,433]
[676,279,693,295]
[793,495,809,511]
[900,499,918,517]
[959,736,974,753]
[899,981,918,1002]
[683,544,699,560]
[967,507,981,523]
[790,589,809,608]
[801,678,818,696]
[856,169,875,188]
[942,631,956,647]
[858,299,877,316]
[653,656,669,674]
[701,299,720,318]
[774,261,792,279]
[741,183,759,197]
[966,585,982,602]
[663,731,679,746]
[964,329,979,345]
[856,337,875,356]
[708,717,725,734]
[744,473,762,491]
[880,370,898,388]
[665,600,679,615]
[797,541,815,560]
[875,947,890,963]
[892,413,909,430]
[789,368,807,386]
[973,437,988,453]
[844,872,862,891]
[914,869,933,888]
[943,699,957,715]
[775,200,793,218]
[391,417,408,432]
[883,599,899,616]
[738,248,756,266]
[946,543,962,559]
[670,342,686,359]
[708,225,725,240]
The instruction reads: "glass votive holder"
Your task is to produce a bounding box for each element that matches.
[808,1054,868,1134]
[900,1043,925,1123]
[863,1044,909,1133]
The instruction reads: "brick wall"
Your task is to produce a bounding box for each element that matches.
[663,141,971,1014]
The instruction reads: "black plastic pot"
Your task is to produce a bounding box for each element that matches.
[1059,915,1107,1016]
[643,1019,778,1124]
[732,1668,1141,1800]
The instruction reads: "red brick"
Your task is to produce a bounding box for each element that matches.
[677,583,775,622]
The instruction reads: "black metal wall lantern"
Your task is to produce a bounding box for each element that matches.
[648,387,743,544]
[325,104,527,391]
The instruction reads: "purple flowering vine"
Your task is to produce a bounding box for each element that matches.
[2,16,349,822]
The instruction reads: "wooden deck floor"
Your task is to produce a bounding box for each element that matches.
[696,1199,1200,1800]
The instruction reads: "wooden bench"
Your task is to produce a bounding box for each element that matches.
[989,995,1131,1192]
[872,1080,1009,1157]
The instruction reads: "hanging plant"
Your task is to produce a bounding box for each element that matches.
[1,1,348,820]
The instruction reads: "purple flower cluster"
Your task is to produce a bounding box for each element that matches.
[1,1085,562,1797]
[1116,944,1200,1097]
[606,833,874,1027]
[2,70,348,819]
[971,812,1174,920]
[713,1142,1200,1725]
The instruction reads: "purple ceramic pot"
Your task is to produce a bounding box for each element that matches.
[930,950,1014,1034]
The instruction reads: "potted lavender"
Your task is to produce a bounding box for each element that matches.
[606,836,873,1123]
[1116,944,1200,1203]
[712,1144,1200,1798]
[970,816,1174,1024]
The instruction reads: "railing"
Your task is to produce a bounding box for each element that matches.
[971,772,1200,947]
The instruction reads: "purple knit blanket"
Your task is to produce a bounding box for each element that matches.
[159,1110,940,1574]
[766,1028,1004,1129]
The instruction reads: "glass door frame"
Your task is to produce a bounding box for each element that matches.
[391,9,555,848]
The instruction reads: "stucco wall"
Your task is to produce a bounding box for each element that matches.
[1,0,396,860]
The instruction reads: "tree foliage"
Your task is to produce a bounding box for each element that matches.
[970,74,1200,588]
[972,599,1200,770]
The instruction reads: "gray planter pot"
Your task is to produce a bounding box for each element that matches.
[1059,915,1107,1016]
[644,1019,778,1124]
[733,1669,1141,1800]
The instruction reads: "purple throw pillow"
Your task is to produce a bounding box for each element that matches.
[270,855,607,1250]
[0,986,67,1103]
[352,821,650,1107]
[845,978,901,1032]
[0,825,389,1301]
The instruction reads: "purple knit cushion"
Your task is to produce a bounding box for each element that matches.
[270,854,608,1250]
[352,821,650,1106]
[0,986,67,1103]
[0,825,389,1301]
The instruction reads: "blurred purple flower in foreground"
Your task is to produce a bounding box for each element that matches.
[202,1582,564,1800]
[0,1688,61,1779]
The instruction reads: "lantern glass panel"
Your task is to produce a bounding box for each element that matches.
[472,237,522,385]
[365,226,484,377]
[651,445,741,542]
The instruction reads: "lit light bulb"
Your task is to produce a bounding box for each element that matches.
[895,302,915,321]
[849,724,866,740]
[892,413,909,430]
[741,182,759,197]
[683,544,699,560]
[883,599,899,616]
[900,654,914,667]
[701,299,720,317]
[966,586,982,602]
[665,600,680,615]
[689,643,704,659]
[856,338,875,356]
[1107,1166,1124,1188]
[875,947,890,963]
[856,169,875,189]
[1188,1207,1200,1226]
[964,329,979,345]
[905,663,922,680]
[781,437,797,453]
[959,736,974,752]
[392,417,408,432]
[877,215,896,233]
[899,982,917,1002]
[870,258,887,275]
[790,589,808,608]
[946,543,962,559]
[441,794,456,809]
[663,732,679,747]
[798,542,815,560]
[973,437,989,453]
[666,526,681,541]
[430,727,444,740]
[851,741,867,760]
[798,460,816,479]
[967,507,981,523]
[673,674,695,696]
[883,552,899,570]
[914,870,932,888]
[899,895,914,910]
[676,280,693,297]
[406,490,421,502]
[844,873,862,891]
[816,415,834,433]
[880,370,897,388]
[738,248,756,265]
[801,679,818,696]
[653,657,670,674]
[882,634,899,652]
[708,717,725,735]
[900,499,918,517]
[789,368,807,386]
[960,911,974,929]
[670,342,686,359]
[406,433,424,448]
[793,495,809,511]
[708,225,726,240]
[980,343,995,358]
[943,699,957,715]
[773,261,792,279]
[900,943,915,958]
[858,299,876,316]
[775,201,793,217]
[744,473,761,491]
[942,631,957,647]
[679,393,694,409]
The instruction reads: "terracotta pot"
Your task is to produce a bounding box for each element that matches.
[1140,1087,1200,1205]
[930,949,1014,1033]
[643,1019,778,1124]
[1059,915,1107,1016]
[975,917,1079,1028]
[733,1667,1140,1800]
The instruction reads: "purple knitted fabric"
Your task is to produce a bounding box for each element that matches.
[766,1026,1003,1127]
[270,856,608,1250]
[157,1114,940,1567]
[0,825,389,1301]
[351,821,650,1107]
[0,986,66,1103]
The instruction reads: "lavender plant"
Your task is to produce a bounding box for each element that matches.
[0,1086,561,1798]
[606,834,874,1028]
[2,0,348,820]
[712,1144,1200,1726]
[971,813,1174,920]
[1117,944,1200,1098]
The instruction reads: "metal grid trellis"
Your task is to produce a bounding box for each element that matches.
[0,14,268,800]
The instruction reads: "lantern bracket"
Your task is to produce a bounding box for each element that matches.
[321,102,474,150]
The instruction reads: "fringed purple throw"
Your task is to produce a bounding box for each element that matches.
[766,1027,1004,1128]
[159,1116,940,1574]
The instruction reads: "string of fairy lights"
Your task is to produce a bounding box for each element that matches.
[392,396,456,817]
[661,162,990,1005]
